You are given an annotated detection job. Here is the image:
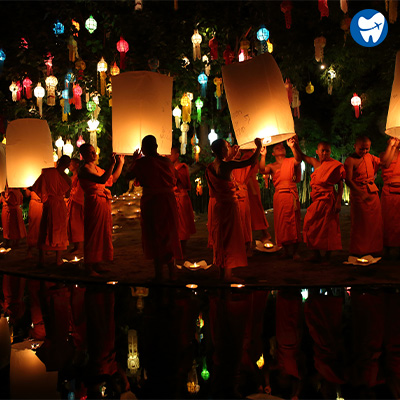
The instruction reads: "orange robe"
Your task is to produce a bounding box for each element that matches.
[27,191,43,247]
[132,156,182,261]
[246,163,269,231]
[32,168,70,251]
[174,163,196,241]
[381,152,400,247]
[303,159,345,251]
[79,168,114,264]
[348,153,383,255]
[205,164,247,269]
[1,189,26,240]
[272,158,301,247]
[232,165,252,244]
[67,174,84,243]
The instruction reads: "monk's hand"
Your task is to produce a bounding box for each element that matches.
[117,154,125,164]
[287,137,295,148]
[110,153,117,165]
[254,138,262,149]
[260,146,267,157]
[132,149,141,162]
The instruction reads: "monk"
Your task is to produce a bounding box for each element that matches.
[32,155,71,266]
[78,144,124,275]
[0,187,26,248]
[67,158,84,255]
[380,137,400,258]
[205,138,262,282]
[170,147,196,255]
[24,188,43,258]
[294,141,345,262]
[127,135,182,281]
[344,136,386,256]
[260,137,301,259]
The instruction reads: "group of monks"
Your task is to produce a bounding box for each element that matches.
[1,133,400,281]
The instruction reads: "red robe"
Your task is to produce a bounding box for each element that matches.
[174,163,196,241]
[347,153,383,255]
[205,164,247,269]
[246,163,269,231]
[32,168,70,251]
[27,191,43,247]
[79,168,114,264]
[303,159,345,251]
[381,152,400,247]
[1,189,26,240]
[272,158,301,247]
[132,156,182,261]
[67,174,84,243]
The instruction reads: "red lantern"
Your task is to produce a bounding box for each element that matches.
[44,52,54,76]
[209,36,218,60]
[116,36,129,70]
[318,0,329,18]
[16,81,22,101]
[223,45,235,65]
[280,1,293,29]
[23,77,32,99]
[73,84,83,109]
[351,93,361,118]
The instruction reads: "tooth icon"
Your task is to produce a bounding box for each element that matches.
[358,12,385,43]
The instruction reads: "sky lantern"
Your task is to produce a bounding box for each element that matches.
[257,26,270,54]
[172,105,182,128]
[34,83,45,117]
[198,72,208,97]
[6,119,54,188]
[53,20,64,35]
[45,75,58,106]
[9,82,18,102]
[97,57,108,95]
[85,15,97,34]
[22,77,32,99]
[386,50,400,138]
[191,29,202,60]
[116,37,129,70]
[110,61,120,76]
[112,71,173,155]
[222,53,296,148]
[351,93,361,118]
[73,84,83,109]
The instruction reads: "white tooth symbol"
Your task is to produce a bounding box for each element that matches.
[358,12,385,43]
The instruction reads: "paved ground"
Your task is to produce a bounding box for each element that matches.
[0,206,399,288]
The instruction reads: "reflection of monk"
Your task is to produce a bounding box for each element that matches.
[24,189,43,258]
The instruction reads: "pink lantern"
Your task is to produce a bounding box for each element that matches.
[44,52,54,76]
[351,93,361,118]
[76,135,85,147]
[23,77,32,99]
[73,84,83,109]
[16,81,22,101]
[116,37,129,70]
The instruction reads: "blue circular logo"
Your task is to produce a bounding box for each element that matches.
[350,9,388,47]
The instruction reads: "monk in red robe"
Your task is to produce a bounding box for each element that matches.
[295,141,345,262]
[344,136,387,256]
[32,155,71,266]
[0,187,26,247]
[24,188,43,258]
[127,135,182,281]
[170,148,196,255]
[79,144,124,275]
[205,138,261,282]
[67,158,84,254]
[260,137,301,259]
[380,137,400,257]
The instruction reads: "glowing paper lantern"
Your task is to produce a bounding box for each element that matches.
[97,57,108,96]
[180,122,189,155]
[181,93,191,123]
[314,36,326,62]
[351,93,361,118]
[34,83,45,117]
[55,136,64,158]
[172,106,182,128]
[257,26,270,54]
[195,97,203,123]
[73,84,83,109]
[116,37,129,70]
[112,71,173,155]
[53,20,64,35]
[63,140,74,157]
[87,118,99,149]
[22,77,32,99]
[62,89,70,114]
[87,100,97,113]
[0,49,5,73]
[110,61,120,76]
[9,82,18,102]
[191,29,202,61]
[45,75,58,106]
[306,81,314,94]
[6,119,54,188]
[386,51,400,138]
[85,15,97,34]
[222,53,295,148]
[208,128,218,144]
[198,72,208,97]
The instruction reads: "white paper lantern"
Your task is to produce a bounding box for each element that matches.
[386,50,400,138]
[222,53,295,148]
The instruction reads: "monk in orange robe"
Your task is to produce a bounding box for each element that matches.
[260,137,301,259]
[205,138,262,281]
[79,144,124,275]
[0,187,26,247]
[380,137,400,257]
[127,135,182,281]
[170,148,196,255]
[24,188,43,257]
[295,141,345,262]
[32,155,71,266]
[344,136,387,256]
[67,158,84,254]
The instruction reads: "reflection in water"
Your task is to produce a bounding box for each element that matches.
[1,276,400,399]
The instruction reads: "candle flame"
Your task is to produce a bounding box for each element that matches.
[356,258,369,263]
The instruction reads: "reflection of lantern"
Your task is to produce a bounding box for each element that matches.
[53,20,64,35]
[110,62,120,76]
[22,77,32,99]
[97,57,108,96]
[181,93,191,123]
[9,82,18,102]
[55,136,64,158]
[191,29,202,61]
[257,26,270,54]
[85,15,97,34]
[195,97,203,123]
[351,93,361,118]
[222,53,295,148]
[67,35,78,62]
[314,36,326,62]
[63,140,74,157]
[208,128,218,144]
[198,72,208,97]
[45,75,58,106]
[172,106,182,128]
[116,37,129,70]
[306,81,314,94]
[180,122,189,155]
[34,83,45,117]
[386,51,400,138]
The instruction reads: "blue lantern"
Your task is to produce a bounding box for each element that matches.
[62,89,70,114]
[257,26,269,54]
[198,72,208,98]
[53,20,65,35]
[0,49,5,74]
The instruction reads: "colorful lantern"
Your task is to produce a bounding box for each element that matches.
[86,100,97,113]
[44,52,54,76]
[201,359,210,381]
[195,97,203,123]
[73,84,83,109]
[63,140,74,157]
[23,77,32,99]
[239,39,250,62]
[110,62,120,76]
[318,0,329,18]
[76,135,85,147]
[68,35,79,62]
[97,57,108,96]
[85,15,97,34]
[257,26,270,54]
[208,128,218,144]
[291,87,300,118]
[55,136,64,158]
[202,55,211,76]
[16,81,22,101]
[267,39,274,53]
[62,89,70,114]
[34,83,45,117]
[198,72,208,97]
[351,93,361,118]
[214,77,223,110]
[87,118,99,149]
[280,1,293,29]
[223,45,235,65]
[45,75,58,106]
[306,81,314,94]
[209,36,218,60]
[191,29,202,61]
[72,19,80,35]
[181,93,191,123]
[172,106,182,128]
[9,82,18,102]
[386,50,400,138]
[53,20,64,35]
[0,49,5,73]
[180,122,189,155]
[192,132,200,162]
[314,36,326,62]
[116,37,129,70]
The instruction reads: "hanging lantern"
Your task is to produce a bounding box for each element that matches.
[181,93,191,123]
[291,87,300,118]
[62,89,70,115]
[34,83,45,117]
[0,49,5,73]
[97,57,108,96]
[68,35,79,62]
[209,36,218,60]
[223,45,235,65]
[351,93,361,118]
[9,82,18,102]
[72,19,80,35]
[280,1,293,29]
[256,354,265,369]
[20,36,28,48]
[135,0,143,11]
[257,26,270,54]
[191,132,200,162]
[386,50,400,138]
[314,36,326,62]
[239,39,250,62]
[201,359,210,381]
[208,128,218,144]
[267,39,274,53]
[110,62,120,76]
[75,58,86,80]
[15,81,22,101]
[85,15,97,34]
[191,29,202,61]
[172,106,182,128]
[318,0,329,18]
[87,100,97,113]
[87,118,99,149]
[22,77,32,99]
[59,99,68,122]
[73,84,83,109]
[195,97,203,123]
[76,135,85,147]
[306,81,314,94]
[340,0,348,13]
[195,177,203,195]
[198,72,208,97]
[45,75,58,106]
[187,361,200,394]
[327,67,336,95]
[180,122,189,155]
[63,140,74,157]
[116,37,129,70]
[55,136,64,158]
[202,55,211,76]
[53,20,64,35]
[214,77,223,110]
[44,52,54,76]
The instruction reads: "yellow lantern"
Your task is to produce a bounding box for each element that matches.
[97,57,108,96]
[191,29,202,61]
[267,39,273,53]
[9,82,18,102]
[386,50,400,138]
[181,93,191,123]
[45,75,58,106]
[33,83,46,117]
[110,61,120,76]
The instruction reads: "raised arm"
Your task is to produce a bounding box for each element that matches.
[224,138,262,172]
[380,137,399,168]
[79,154,116,184]
[125,149,142,180]
[112,155,125,182]
[287,136,302,166]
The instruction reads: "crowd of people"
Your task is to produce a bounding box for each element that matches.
[1,134,399,281]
